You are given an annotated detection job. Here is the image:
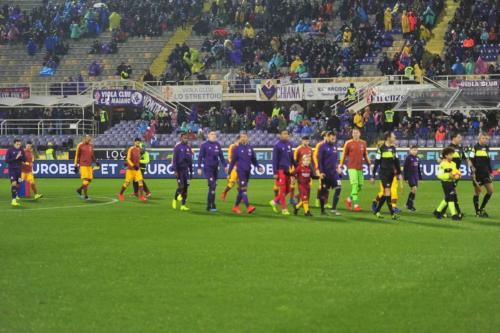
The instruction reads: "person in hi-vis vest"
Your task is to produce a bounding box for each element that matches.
[45,142,55,160]
[99,109,108,133]
[346,83,357,102]
[384,108,395,131]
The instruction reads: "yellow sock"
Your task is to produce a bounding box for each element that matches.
[303,202,309,213]
[295,201,303,209]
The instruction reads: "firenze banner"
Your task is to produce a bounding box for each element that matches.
[93,89,144,106]
[0,87,30,98]
[366,84,433,104]
[256,80,303,101]
[10,148,500,179]
[162,85,223,102]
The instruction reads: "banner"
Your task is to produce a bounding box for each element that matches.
[366,84,433,104]
[142,94,174,114]
[303,83,352,100]
[93,89,144,106]
[162,85,223,102]
[449,80,500,89]
[0,87,30,98]
[19,148,500,179]
[256,80,303,101]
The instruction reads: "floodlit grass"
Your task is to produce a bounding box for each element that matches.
[1,179,499,332]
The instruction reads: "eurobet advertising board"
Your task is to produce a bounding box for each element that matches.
[3,148,499,180]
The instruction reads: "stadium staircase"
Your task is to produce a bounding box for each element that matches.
[150,0,214,77]
[425,0,460,55]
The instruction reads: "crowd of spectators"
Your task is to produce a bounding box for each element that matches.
[443,0,499,76]
[133,101,499,146]
[0,0,203,76]
[161,0,395,83]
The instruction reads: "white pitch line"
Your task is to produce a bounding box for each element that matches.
[10,196,119,211]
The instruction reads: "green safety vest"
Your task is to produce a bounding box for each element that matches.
[347,87,357,101]
[385,109,394,123]
[404,66,414,78]
[100,110,107,123]
[45,148,54,160]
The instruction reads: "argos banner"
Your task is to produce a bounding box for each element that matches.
[303,83,353,100]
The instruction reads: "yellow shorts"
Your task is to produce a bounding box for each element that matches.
[80,166,93,180]
[21,172,35,183]
[378,177,398,200]
[125,169,143,183]
[229,168,238,183]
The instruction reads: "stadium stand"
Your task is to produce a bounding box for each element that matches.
[0,0,204,83]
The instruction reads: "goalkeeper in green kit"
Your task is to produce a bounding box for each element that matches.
[339,128,371,212]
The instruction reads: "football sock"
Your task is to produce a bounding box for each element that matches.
[473,195,479,212]
[30,183,37,194]
[406,192,415,208]
[332,188,341,210]
[437,200,447,213]
[448,201,457,216]
[11,185,17,199]
[303,201,309,213]
[375,195,386,213]
[241,190,249,207]
[386,196,394,214]
[480,193,492,210]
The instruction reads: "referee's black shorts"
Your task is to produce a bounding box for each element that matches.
[380,172,395,189]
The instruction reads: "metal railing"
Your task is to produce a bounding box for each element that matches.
[329,76,388,112]
[0,119,97,136]
[0,75,425,97]
[432,74,500,86]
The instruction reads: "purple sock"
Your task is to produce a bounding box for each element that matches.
[241,190,249,207]
[236,192,242,205]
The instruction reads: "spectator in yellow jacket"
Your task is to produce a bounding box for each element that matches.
[243,22,255,39]
[290,56,304,73]
[384,8,392,31]
[401,10,410,35]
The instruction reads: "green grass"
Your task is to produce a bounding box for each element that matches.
[1,178,499,333]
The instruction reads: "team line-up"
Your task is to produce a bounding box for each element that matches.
[4,129,495,220]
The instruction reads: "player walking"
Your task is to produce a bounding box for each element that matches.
[340,128,370,212]
[441,132,467,217]
[132,142,152,198]
[220,135,240,201]
[403,145,422,211]
[119,138,146,202]
[468,133,494,217]
[293,154,318,216]
[371,131,403,220]
[434,147,462,220]
[228,132,263,214]
[172,132,193,211]
[198,130,226,212]
[313,131,329,208]
[21,141,43,200]
[5,139,25,207]
[317,131,342,216]
[270,130,294,215]
[74,135,99,200]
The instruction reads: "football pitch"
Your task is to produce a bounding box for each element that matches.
[1,178,499,332]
